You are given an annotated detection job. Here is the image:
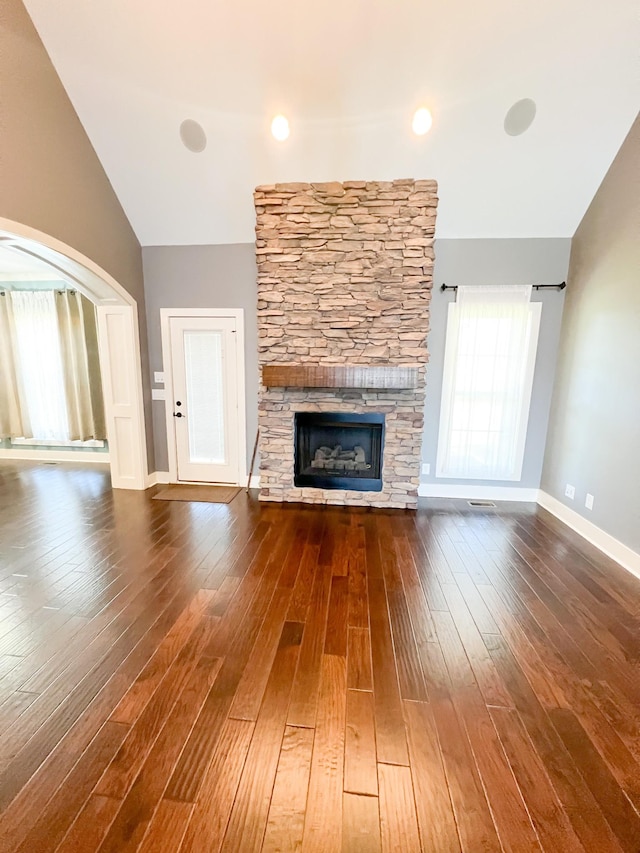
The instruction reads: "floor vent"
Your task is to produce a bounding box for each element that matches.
[467,500,496,508]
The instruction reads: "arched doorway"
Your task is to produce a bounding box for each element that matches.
[0,219,148,489]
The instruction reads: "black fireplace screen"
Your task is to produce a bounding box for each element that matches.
[294,412,385,491]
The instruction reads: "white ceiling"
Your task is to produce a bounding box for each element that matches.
[24,0,639,246]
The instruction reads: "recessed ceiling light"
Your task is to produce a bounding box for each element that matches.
[179,119,207,153]
[412,107,433,136]
[504,98,537,136]
[271,114,290,142]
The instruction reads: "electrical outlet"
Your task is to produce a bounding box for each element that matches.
[565,484,575,500]
[421,463,431,476]
[154,371,165,384]
[585,493,594,510]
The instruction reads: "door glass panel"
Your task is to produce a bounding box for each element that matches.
[183,330,226,464]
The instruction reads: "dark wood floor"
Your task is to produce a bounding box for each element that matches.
[0,462,639,852]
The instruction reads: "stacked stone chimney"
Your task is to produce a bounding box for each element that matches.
[254,179,438,508]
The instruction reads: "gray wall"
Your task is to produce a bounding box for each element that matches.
[1,0,154,471]
[142,244,258,473]
[143,238,571,494]
[422,238,571,489]
[541,115,640,552]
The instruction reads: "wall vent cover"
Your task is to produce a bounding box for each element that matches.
[467,500,496,508]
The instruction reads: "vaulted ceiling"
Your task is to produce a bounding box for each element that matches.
[23,0,639,246]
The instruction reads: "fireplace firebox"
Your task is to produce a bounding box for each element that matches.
[294,412,385,491]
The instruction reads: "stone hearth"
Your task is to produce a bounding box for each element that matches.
[255,179,438,508]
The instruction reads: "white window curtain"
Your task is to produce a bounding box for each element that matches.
[436,285,541,481]
[55,290,106,441]
[10,290,70,441]
[0,293,32,439]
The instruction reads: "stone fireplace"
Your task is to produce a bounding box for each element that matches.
[255,179,438,509]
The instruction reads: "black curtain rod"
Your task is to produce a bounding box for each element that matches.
[440,282,566,293]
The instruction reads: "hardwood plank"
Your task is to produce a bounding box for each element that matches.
[16,543,179,695]
[202,521,288,659]
[421,634,502,852]
[346,525,368,628]
[549,707,640,853]
[228,587,291,721]
[477,581,570,711]
[367,577,409,766]
[262,725,315,853]
[344,688,378,796]
[95,653,223,852]
[287,543,321,623]
[324,576,349,657]
[378,516,404,593]
[109,588,215,725]
[208,574,242,617]
[8,721,128,853]
[440,582,513,707]
[178,718,254,853]
[488,634,626,852]
[0,584,194,834]
[454,571,501,635]
[378,763,422,853]
[221,621,304,853]
[301,654,347,853]
[403,700,460,852]
[385,588,428,701]
[199,519,266,589]
[137,800,194,853]
[0,570,177,768]
[165,536,293,803]
[0,690,39,735]
[55,794,122,853]
[392,531,437,645]
[287,560,332,728]
[432,610,542,852]
[346,627,372,691]
[277,523,310,589]
[490,706,585,853]
[94,613,218,800]
[342,792,381,853]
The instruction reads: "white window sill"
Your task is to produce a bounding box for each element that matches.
[11,438,106,448]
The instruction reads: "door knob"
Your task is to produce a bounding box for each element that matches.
[173,412,184,418]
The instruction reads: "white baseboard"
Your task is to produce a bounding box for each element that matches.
[0,449,110,464]
[418,483,539,502]
[146,471,171,487]
[537,490,640,581]
[417,482,640,580]
[145,471,260,489]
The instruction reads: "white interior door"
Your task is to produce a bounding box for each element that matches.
[168,315,240,483]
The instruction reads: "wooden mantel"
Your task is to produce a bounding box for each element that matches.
[261,364,420,390]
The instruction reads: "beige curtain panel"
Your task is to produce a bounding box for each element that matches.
[55,291,107,441]
[0,293,32,439]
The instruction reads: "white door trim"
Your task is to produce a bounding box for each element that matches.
[0,218,149,490]
[96,304,148,489]
[160,308,247,486]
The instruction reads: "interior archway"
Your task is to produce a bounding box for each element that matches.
[0,218,149,489]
